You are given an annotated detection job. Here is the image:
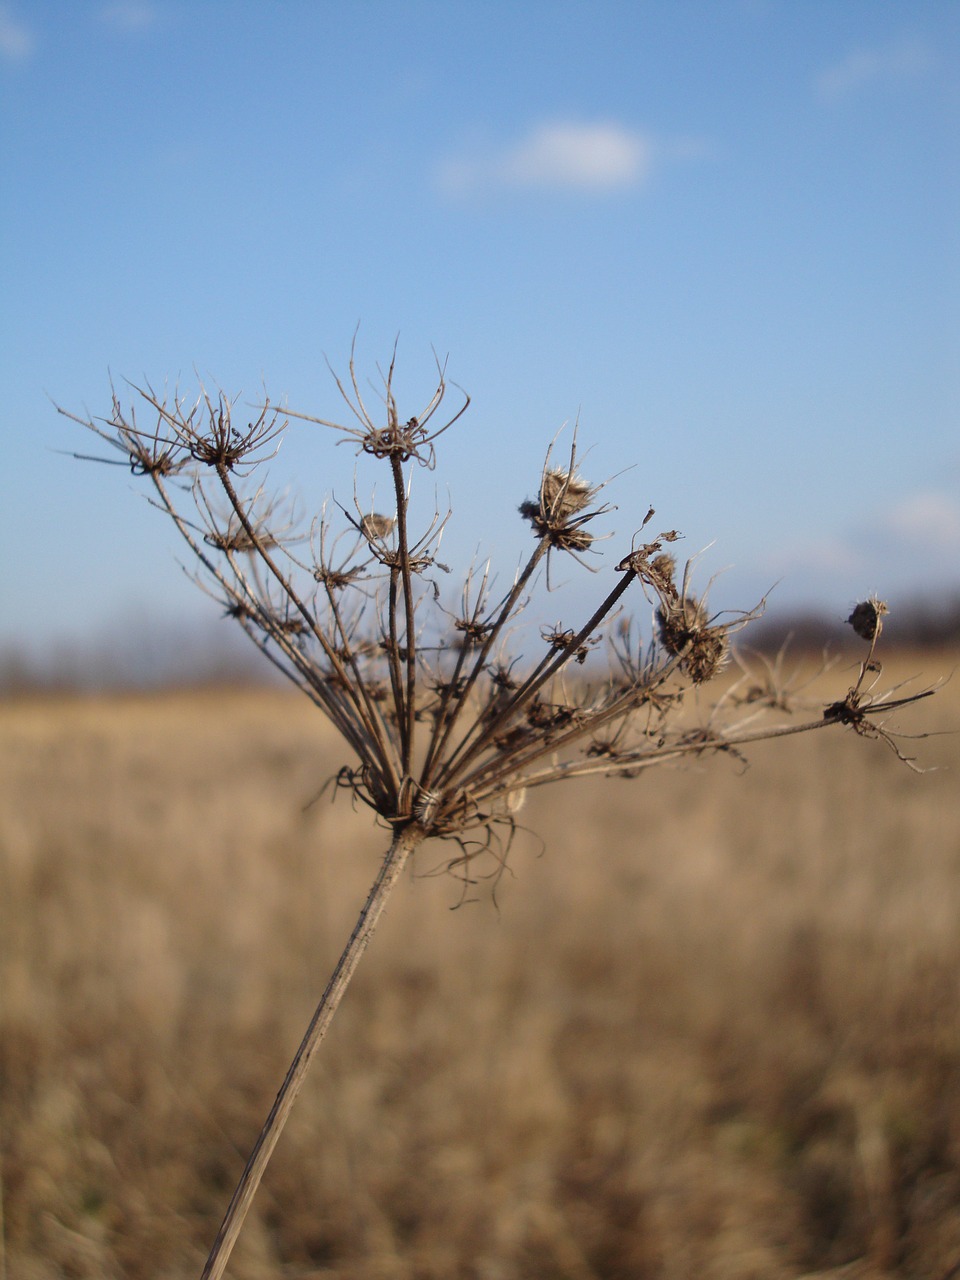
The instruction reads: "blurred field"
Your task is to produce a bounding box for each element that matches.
[1,656,958,1280]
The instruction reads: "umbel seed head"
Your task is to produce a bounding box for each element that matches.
[62,344,935,854]
[360,513,396,540]
[657,595,729,684]
[519,465,605,554]
[848,598,888,641]
[540,467,594,516]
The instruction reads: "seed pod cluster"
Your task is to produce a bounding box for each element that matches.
[848,598,888,641]
[657,595,729,684]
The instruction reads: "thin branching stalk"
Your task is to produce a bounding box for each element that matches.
[60,342,939,1278]
[390,453,418,773]
[420,539,552,783]
[435,561,640,790]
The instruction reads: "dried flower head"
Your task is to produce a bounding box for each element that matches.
[360,513,396,540]
[540,466,595,516]
[61,341,939,1280]
[520,464,605,553]
[848,597,888,641]
[657,595,729,684]
[280,331,469,469]
[517,432,615,578]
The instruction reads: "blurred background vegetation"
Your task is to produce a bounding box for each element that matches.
[1,653,956,1278]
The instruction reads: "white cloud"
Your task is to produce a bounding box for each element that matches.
[881,491,960,550]
[760,536,863,579]
[438,120,655,197]
[816,38,935,102]
[98,1,158,33]
[0,4,34,61]
[758,490,960,607]
[502,121,652,189]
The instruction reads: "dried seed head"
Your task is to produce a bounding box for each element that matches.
[848,598,888,641]
[360,512,396,540]
[556,526,595,553]
[489,663,520,693]
[520,466,604,554]
[204,523,280,554]
[454,616,493,645]
[183,393,286,474]
[657,596,729,683]
[683,629,729,683]
[313,564,363,590]
[540,624,597,664]
[543,626,577,652]
[540,467,594,517]
[648,553,678,598]
[658,596,708,651]
[223,600,257,623]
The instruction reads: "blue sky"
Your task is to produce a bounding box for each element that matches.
[1,1,958,670]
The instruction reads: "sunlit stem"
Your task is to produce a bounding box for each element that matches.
[199,823,423,1280]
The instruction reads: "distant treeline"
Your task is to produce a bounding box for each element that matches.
[0,623,273,696]
[748,595,960,654]
[3,595,959,694]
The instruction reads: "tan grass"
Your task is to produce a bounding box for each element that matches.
[1,660,957,1279]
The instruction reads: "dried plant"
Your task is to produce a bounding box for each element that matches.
[60,342,937,1279]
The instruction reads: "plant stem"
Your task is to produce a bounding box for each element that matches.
[199,823,423,1280]
[437,565,638,790]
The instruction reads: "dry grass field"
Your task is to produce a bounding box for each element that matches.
[1,655,958,1280]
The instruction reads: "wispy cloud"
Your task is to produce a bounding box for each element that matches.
[880,491,960,551]
[815,38,935,102]
[437,120,657,197]
[758,489,960,605]
[98,1,159,34]
[760,535,864,581]
[0,3,34,61]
